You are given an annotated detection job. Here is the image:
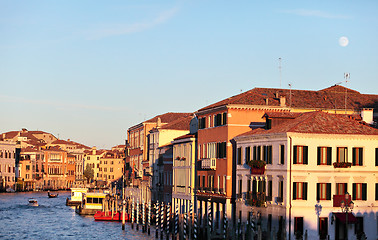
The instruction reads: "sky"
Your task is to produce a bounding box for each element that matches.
[1,1,378,149]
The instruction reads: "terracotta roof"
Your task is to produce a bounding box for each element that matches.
[198,85,378,111]
[145,112,192,123]
[238,111,378,137]
[159,115,192,130]
[263,112,301,119]
[51,139,72,145]
[1,131,19,140]
[173,133,196,141]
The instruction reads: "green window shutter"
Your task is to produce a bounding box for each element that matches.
[327,147,332,165]
[317,147,321,165]
[326,183,331,200]
[316,183,320,200]
[362,183,367,201]
[293,146,298,164]
[303,182,308,200]
[352,148,356,165]
[359,148,363,166]
[293,183,297,200]
[376,148,378,166]
[303,146,308,165]
[352,183,356,200]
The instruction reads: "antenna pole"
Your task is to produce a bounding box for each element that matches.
[288,83,292,107]
[344,73,350,114]
[279,58,282,88]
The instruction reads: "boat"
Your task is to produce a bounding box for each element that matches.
[66,188,88,206]
[94,211,129,221]
[28,198,38,206]
[75,192,107,215]
[48,191,59,198]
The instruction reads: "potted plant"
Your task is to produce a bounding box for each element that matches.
[333,162,352,168]
[247,160,266,174]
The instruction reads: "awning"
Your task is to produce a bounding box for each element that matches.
[333,212,357,224]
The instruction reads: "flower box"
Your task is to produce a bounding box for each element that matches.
[250,167,265,174]
[333,162,352,168]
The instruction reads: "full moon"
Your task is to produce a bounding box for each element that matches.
[339,36,349,47]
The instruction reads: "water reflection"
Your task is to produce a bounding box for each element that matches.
[0,192,153,240]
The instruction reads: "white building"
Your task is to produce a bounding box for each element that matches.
[234,111,378,240]
[172,116,198,214]
[0,141,18,191]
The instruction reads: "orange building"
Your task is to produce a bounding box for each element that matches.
[97,150,124,186]
[195,85,378,230]
[42,146,69,190]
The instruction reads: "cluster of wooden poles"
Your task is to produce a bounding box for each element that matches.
[122,199,263,239]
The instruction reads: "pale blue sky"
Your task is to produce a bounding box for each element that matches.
[1,1,377,148]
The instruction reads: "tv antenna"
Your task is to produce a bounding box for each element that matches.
[344,73,350,114]
[279,58,282,88]
[288,83,292,107]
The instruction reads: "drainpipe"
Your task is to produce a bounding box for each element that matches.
[289,136,292,240]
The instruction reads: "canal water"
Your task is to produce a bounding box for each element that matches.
[0,191,154,240]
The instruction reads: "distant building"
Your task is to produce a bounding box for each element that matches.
[97,149,124,186]
[0,141,18,191]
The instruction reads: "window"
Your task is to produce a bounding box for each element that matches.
[353,183,367,200]
[352,147,363,166]
[293,146,308,164]
[213,113,227,127]
[202,176,205,188]
[317,147,332,165]
[238,179,242,196]
[294,217,303,236]
[319,217,328,239]
[336,183,348,195]
[263,145,272,164]
[237,147,242,165]
[337,147,348,163]
[293,182,308,200]
[253,146,261,160]
[278,180,284,201]
[216,142,226,158]
[316,183,331,200]
[267,180,273,201]
[245,147,251,163]
[247,179,251,194]
[280,145,285,164]
[26,165,30,170]
[199,117,206,129]
[375,183,378,201]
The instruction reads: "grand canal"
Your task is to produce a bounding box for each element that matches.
[0,191,154,240]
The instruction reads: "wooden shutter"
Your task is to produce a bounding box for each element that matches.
[303,182,308,200]
[376,148,378,166]
[353,148,356,165]
[317,147,321,165]
[362,183,367,200]
[326,183,331,200]
[223,112,227,125]
[237,147,241,165]
[352,183,356,200]
[327,147,332,165]
[293,146,298,164]
[303,146,308,164]
[316,183,320,200]
[293,183,297,200]
[359,148,363,166]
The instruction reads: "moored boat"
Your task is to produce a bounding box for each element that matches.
[94,211,129,221]
[75,192,107,215]
[66,188,88,206]
[28,198,38,206]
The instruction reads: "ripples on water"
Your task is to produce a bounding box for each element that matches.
[0,192,154,240]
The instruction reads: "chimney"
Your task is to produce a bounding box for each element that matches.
[360,108,374,125]
[265,98,269,105]
[280,96,286,107]
[92,146,97,155]
[157,117,162,128]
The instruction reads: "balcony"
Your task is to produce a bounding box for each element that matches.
[332,195,353,207]
[247,160,266,175]
[333,162,352,168]
[246,192,266,207]
[201,158,216,170]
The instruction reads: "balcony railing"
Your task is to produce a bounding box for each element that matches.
[276,196,283,203]
[246,192,266,207]
[201,158,216,170]
[333,195,351,207]
[333,162,352,168]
